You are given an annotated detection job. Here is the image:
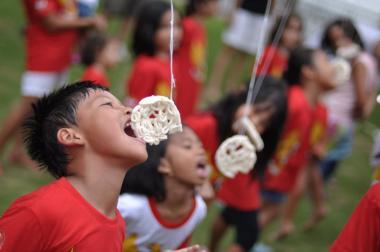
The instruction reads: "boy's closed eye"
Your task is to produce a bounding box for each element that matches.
[102,102,113,107]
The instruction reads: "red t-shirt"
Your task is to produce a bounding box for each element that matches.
[186,112,261,211]
[0,178,125,252]
[263,86,313,193]
[23,0,78,72]
[126,55,172,107]
[256,45,288,79]
[176,17,206,119]
[331,183,380,252]
[81,65,110,87]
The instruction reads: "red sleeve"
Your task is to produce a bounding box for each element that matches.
[0,208,43,251]
[33,0,59,17]
[331,186,380,252]
[126,61,157,102]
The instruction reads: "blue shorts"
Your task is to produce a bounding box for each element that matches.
[261,189,286,204]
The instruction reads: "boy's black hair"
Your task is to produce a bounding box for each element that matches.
[121,129,176,201]
[284,47,315,86]
[268,13,302,45]
[80,31,108,66]
[23,81,108,178]
[321,18,365,53]
[132,0,171,57]
[212,76,288,177]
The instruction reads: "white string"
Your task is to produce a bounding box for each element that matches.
[169,0,175,100]
[245,0,273,107]
[250,0,296,103]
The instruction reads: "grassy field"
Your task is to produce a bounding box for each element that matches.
[0,1,379,251]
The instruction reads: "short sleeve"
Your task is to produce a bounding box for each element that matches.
[0,208,43,251]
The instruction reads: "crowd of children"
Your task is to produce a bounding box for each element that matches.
[0,0,379,251]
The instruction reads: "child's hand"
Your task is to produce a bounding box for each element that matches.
[233,102,274,134]
[91,14,107,31]
[168,245,208,252]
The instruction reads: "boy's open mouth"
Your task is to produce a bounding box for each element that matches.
[124,121,136,138]
[196,162,206,170]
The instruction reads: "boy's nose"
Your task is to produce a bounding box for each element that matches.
[123,107,132,115]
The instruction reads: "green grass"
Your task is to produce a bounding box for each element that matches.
[0,2,379,251]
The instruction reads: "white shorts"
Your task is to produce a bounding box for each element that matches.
[222,9,267,55]
[21,70,69,98]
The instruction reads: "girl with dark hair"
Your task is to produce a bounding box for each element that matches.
[124,0,183,107]
[260,47,336,238]
[186,76,288,252]
[175,0,217,118]
[118,126,208,251]
[256,13,303,79]
[319,18,378,182]
[80,31,121,87]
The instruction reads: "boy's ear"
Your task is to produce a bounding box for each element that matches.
[57,128,85,147]
[158,157,173,176]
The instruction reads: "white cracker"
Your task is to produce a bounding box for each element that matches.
[215,135,257,178]
[131,96,182,145]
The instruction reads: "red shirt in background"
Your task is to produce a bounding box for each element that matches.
[0,178,125,252]
[186,112,261,211]
[23,0,78,72]
[256,45,288,79]
[126,55,172,107]
[81,65,110,87]
[330,183,380,252]
[176,17,206,119]
[263,85,313,193]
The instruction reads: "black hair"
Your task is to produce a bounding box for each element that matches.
[80,31,108,66]
[185,0,213,16]
[212,76,288,177]
[284,47,315,86]
[121,127,182,201]
[23,81,108,178]
[321,18,365,53]
[268,13,302,46]
[132,0,171,56]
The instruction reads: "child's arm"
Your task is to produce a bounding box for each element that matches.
[42,14,106,31]
[34,0,106,32]
[351,60,368,120]
[0,208,44,251]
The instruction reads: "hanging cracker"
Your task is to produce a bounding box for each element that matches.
[331,57,351,87]
[131,96,182,145]
[237,117,264,151]
[337,44,360,60]
[215,135,257,178]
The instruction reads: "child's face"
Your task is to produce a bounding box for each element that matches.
[233,103,275,134]
[161,127,208,186]
[155,9,183,54]
[281,17,302,50]
[74,90,147,167]
[311,50,336,91]
[328,25,352,50]
[99,39,122,68]
[198,0,218,17]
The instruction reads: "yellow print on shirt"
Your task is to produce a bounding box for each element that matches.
[123,234,163,252]
[155,81,170,97]
[269,131,299,175]
[310,121,324,146]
